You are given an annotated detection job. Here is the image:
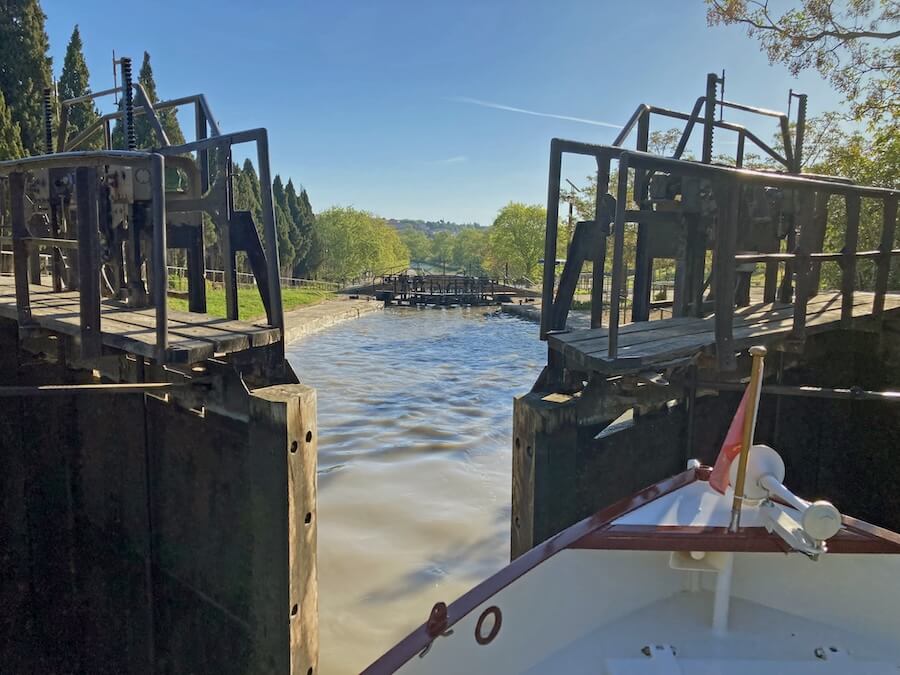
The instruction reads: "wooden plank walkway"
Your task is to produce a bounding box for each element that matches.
[549,291,900,375]
[0,277,281,363]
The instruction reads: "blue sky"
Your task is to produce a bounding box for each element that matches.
[44,0,846,226]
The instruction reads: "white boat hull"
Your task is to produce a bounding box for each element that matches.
[365,468,900,674]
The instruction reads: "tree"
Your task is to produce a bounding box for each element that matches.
[808,121,899,290]
[271,175,295,273]
[706,0,899,126]
[286,181,316,277]
[649,128,686,156]
[113,51,185,149]
[430,231,454,271]
[0,89,25,159]
[314,207,409,282]
[399,229,432,263]
[452,227,488,275]
[136,51,184,146]
[58,25,102,149]
[233,160,262,222]
[0,0,52,154]
[487,202,546,281]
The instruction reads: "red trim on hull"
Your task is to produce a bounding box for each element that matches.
[571,524,900,554]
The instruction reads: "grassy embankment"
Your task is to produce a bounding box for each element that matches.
[168,280,333,320]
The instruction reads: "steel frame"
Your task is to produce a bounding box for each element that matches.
[540,75,900,373]
[0,64,284,365]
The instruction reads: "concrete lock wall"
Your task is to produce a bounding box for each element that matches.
[0,319,317,674]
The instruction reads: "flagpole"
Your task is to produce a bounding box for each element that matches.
[728,345,767,533]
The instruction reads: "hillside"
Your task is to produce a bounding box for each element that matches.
[387,218,481,235]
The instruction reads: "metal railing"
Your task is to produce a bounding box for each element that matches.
[541,138,900,371]
[167,265,339,292]
[0,65,286,364]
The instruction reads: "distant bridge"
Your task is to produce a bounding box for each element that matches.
[344,273,540,307]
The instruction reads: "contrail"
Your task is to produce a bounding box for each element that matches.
[431,155,467,164]
[449,96,622,129]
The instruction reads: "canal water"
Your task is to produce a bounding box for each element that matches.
[287,307,544,673]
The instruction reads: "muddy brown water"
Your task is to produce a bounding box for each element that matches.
[287,306,543,673]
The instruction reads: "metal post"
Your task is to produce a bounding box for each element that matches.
[807,191,829,296]
[195,100,210,193]
[150,154,168,362]
[42,87,54,155]
[673,97,705,160]
[631,114,651,322]
[222,148,239,320]
[735,131,745,169]
[702,73,718,164]
[841,193,860,327]
[608,154,629,359]
[713,178,738,371]
[540,139,562,340]
[9,172,33,326]
[255,130,285,335]
[873,195,898,318]
[590,155,611,329]
[791,191,813,341]
[793,94,807,173]
[75,167,102,358]
[121,58,136,151]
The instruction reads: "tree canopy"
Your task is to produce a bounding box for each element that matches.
[112,51,185,149]
[487,202,547,282]
[707,0,899,126]
[399,228,432,263]
[0,89,24,159]
[58,25,101,149]
[0,0,52,155]
[315,207,409,282]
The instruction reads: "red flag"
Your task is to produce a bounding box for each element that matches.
[709,387,750,494]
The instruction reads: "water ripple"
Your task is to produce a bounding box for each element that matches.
[287,307,543,673]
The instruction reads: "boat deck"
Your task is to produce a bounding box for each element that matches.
[525,590,899,674]
[0,276,281,363]
[549,291,900,375]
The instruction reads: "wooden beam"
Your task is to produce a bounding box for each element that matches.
[511,391,578,559]
[249,384,318,674]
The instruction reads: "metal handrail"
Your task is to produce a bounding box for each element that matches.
[540,138,900,372]
[0,150,169,360]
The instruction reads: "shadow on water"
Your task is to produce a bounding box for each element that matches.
[360,514,511,605]
[286,306,543,672]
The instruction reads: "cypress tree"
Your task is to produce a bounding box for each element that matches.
[0,0,52,155]
[0,89,25,159]
[242,159,261,206]
[113,51,185,149]
[271,176,294,272]
[284,179,308,268]
[272,174,287,212]
[233,161,262,225]
[135,51,184,146]
[58,25,102,149]
[275,201,295,274]
[285,179,302,223]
